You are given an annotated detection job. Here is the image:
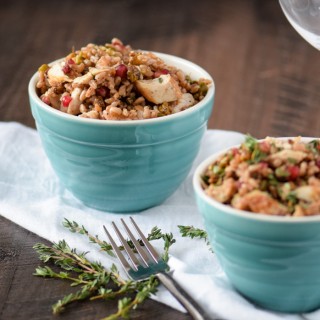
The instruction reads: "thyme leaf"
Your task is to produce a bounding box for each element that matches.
[33,219,177,319]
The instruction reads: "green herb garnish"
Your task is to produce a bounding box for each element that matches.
[275,167,290,178]
[286,192,298,204]
[178,225,208,241]
[33,219,176,319]
[244,135,258,152]
[308,140,320,153]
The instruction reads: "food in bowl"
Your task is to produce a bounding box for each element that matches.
[201,135,320,216]
[29,44,215,212]
[193,137,320,313]
[36,38,211,120]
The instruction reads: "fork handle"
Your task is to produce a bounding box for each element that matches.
[156,272,212,320]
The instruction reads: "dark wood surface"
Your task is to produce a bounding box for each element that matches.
[1,0,319,319]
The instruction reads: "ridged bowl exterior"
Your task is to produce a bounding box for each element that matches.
[29,53,214,212]
[193,146,320,313]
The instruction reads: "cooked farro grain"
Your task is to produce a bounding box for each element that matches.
[202,136,320,217]
[36,38,211,120]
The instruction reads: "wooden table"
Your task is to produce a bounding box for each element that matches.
[1,0,320,319]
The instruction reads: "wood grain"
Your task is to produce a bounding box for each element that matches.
[1,0,320,319]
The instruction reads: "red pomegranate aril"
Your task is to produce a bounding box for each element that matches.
[288,165,300,180]
[115,64,128,79]
[232,148,240,156]
[259,161,268,169]
[96,87,110,98]
[62,95,72,107]
[259,141,270,153]
[41,95,50,105]
[154,69,169,78]
[62,64,71,74]
[68,58,75,65]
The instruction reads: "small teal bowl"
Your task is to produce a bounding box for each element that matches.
[28,52,214,212]
[193,142,320,313]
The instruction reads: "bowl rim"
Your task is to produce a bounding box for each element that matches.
[193,137,320,224]
[28,51,215,126]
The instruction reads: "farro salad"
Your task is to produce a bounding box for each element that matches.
[36,38,211,120]
[202,136,320,217]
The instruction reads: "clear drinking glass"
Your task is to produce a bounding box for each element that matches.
[279,0,320,49]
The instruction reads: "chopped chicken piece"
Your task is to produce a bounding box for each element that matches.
[293,205,305,217]
[67,88,82,115]
[205,178,237,203]
[135,74,182,104]
[172,93,195,113]
[47,63,72,86]
[294,185,320,202]
[73,73,93,85]
[293,201,320,216]
[89,67,110,76]
[269,150,307,166]
[232,190,289,215]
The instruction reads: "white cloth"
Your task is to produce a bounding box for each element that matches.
[1,121,319,320]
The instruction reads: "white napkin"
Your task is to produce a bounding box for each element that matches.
[1,121,319,320]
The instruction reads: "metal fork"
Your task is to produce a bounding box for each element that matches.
[103,217,211,320]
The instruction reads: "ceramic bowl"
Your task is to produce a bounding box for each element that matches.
[28,52,214,212]
[193,139,320,313]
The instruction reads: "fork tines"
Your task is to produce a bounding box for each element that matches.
[103,217,160,273]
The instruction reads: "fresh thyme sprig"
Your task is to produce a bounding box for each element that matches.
[63,218,175,262]
[178,225,212,251]
[178,225,208,242]
[33,219,176,319]
[62,219,114,255]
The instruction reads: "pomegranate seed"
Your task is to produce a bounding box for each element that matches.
[41,95,50,105]
[259,141,270,153]
[62,64,71,74]
[232,148,240,156]
[96,86,110,98]
[115,64,128,79]
[61,95,72,107]
[68,58,75,65]
[288,165,300,180]
[316,158,320,168]
[154,69,169,78]
[259,161,268,169]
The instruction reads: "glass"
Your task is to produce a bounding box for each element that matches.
[279,0,320,49]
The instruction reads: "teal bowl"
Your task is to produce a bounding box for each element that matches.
[28,53,214,212]
[193,143,320,313]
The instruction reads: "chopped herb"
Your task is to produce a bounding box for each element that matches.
[38,64,49,72]
[158,77,163,83]
[275,167,290,178]
[75,52,83,64]
[202,175,210,185]
[244,135,258,152]
[199,82,208,95]
[286,192,298,204]
[185,75,196,84]
[267,173,279,186]
[212,165,224,176]
[178,225,208,241]
[260,179,268,191]
[287,157,297,164]
[250,149,267,163]
[308,140,320,153]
